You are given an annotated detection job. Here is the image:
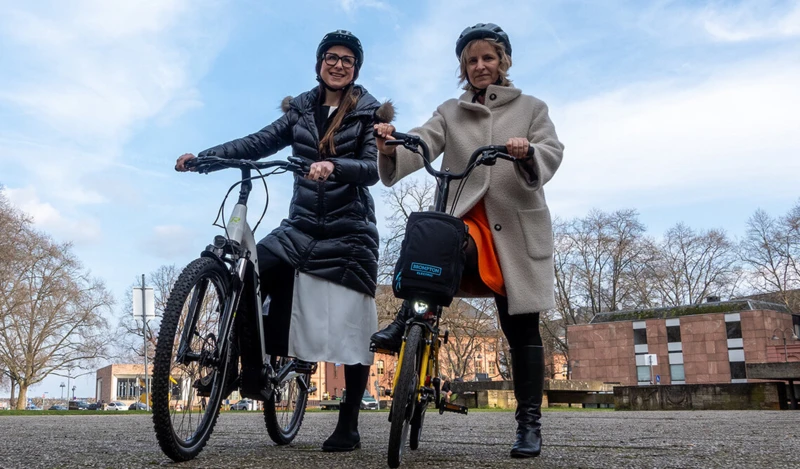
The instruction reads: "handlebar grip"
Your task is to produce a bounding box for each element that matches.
[372,129,414,141]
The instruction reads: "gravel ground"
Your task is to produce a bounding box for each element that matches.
[1,409,798,468]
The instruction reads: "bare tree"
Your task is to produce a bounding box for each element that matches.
[0,189,31,330]
[378,180,435,283]
[112,265,181,362]
[0,227,113,409]
[548,209,653,365]
[652,223,741,306]
[740,202,800,311]
[439,298,499,381]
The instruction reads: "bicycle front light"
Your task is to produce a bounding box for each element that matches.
[413,301,428,315]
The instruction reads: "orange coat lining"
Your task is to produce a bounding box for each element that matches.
[461,199,506,296]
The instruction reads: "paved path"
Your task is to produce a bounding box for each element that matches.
[1,409,798,468]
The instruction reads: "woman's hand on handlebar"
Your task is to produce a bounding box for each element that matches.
[373,123,397,156]
[175,153,196,172]
[505,138,531,159]
[306,161,334,182]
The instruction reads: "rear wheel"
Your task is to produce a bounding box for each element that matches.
[152,257,235,462]
[263,356,311,445]
[388,324,423,469]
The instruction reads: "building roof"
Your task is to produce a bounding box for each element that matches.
[589,299,793,324]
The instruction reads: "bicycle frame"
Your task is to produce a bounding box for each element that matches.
[187,157,309,396]
[386,133,532,410]
[392,311,442,404]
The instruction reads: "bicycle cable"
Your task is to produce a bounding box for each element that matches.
[211,163,293,242]
[449,159,482,216]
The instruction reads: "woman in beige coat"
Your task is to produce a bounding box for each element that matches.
[371,23,564,458]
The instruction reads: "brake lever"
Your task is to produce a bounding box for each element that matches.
[287,156,310,176]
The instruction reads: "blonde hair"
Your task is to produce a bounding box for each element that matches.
[457,38,513,92]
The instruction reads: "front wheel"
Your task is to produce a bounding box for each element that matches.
[409,404,426,450]
[388,324,423,469]
[263,356,311,444]
[152,257,235,462]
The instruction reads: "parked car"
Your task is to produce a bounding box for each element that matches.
[105,401,128,411]
[129,402,150,411]
[48,404,68,411]
[230,399,253,411]
[360,391,379,410]
[68,400,89,410]
[86,402,101,410]
[25,404,43,411]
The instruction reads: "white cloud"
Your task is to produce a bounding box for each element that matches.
[548,52,800,216]
[339,0,391,13]
[141,224,198,260]
[701,0,800,42]
[3,186,102,244]
[0,0,229,240]
[0,0,226,145]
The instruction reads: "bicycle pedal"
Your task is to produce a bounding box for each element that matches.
[295,360,317,374]
[370,344,397,355]
[439,401,468,415]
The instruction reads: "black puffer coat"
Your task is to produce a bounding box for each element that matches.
[201,85,381,296]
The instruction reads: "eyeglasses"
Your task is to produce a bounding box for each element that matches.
[323,52,356,69]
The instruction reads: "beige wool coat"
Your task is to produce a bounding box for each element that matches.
[378,84,564,315]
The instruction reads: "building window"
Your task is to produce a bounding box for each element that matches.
[377,360,385,375]
[636,366,651,382]
[310,381,317,396]
[487,343,496,352]
[670,364,685,381]
[726,321,742,339]
[667,326,681,343]
[116,378,140,400]
[488,362,496,375]
[633,329,648,345]
[730,361,746,380]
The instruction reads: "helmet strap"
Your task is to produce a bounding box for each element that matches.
[470,77,503,102]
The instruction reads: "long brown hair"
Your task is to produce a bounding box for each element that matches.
[319,86,361,156]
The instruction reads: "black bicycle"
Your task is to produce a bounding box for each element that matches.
[152,155,318,462]
[374,131,533,468]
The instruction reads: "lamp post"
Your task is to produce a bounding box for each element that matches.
[772,328,799,362]
[60,382,65,403]
[72,385,76,400]
[66,368,72,401]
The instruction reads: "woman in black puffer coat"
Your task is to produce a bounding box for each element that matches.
[176,30,393,453]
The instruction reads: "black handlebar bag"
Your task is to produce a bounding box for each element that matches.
[393,211,468,306]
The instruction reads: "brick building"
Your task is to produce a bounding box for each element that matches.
[95,364,152,404]
[567,300,800,386]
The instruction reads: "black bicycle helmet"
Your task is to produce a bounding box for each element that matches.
[455,23,512,58]
[316,29,364,71]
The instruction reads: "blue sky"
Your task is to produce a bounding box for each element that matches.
[1,0,798,398]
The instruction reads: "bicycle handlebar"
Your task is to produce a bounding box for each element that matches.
[373,129,534,180]
[184,155,307,175]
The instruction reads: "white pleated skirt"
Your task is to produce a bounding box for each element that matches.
[287,272,377,365]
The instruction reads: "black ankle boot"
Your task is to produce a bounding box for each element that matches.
[370,301,412,353]
[322,401,361,452]
[510,345,544,458]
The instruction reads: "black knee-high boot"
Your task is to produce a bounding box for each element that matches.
[322,364,370,452]
[510,345,544,458]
